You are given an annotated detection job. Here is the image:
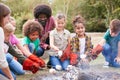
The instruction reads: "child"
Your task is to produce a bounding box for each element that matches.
[22,20,45,57]
[70,15,92,65]
[49,13,71,70]
[3,22,25,75]
[91,19,120,68]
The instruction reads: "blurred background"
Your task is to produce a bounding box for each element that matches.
[1,0,120,35]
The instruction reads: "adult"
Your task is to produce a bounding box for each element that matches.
[33,4,55,49]
[0,3,14,80]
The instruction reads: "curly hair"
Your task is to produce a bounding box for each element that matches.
[33,4,52,19]
[22,20,43,36]
[72,15,85,28]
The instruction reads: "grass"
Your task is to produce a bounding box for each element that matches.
[16,32,120,80]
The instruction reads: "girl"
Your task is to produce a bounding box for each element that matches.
[70,15,92,66]
[3,23,25,75]
[49,13,71,70]
[22,20,45,58]
[0,3,14,80]
[92,19,120,68]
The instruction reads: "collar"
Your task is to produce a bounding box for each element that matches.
[54,28,66,35]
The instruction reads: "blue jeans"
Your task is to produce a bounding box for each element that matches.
[28,43,44,57]
[50,56,70,70]
[6,53,25,75]
[102,43,120,67]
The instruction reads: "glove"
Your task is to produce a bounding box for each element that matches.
[23,58,39,74]
[60,44,71,61]
[28,54,45,68]
[92,44,103,55]
[70,53,78,65]
[90,44,103,60]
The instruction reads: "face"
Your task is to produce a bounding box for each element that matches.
[28,31,39,41]
[5,32,12,42]
[75,23,85,37]
[56,18,65,31]
[3,14,10,27]
[9,17,16,27]
[38,14,47,27]
[109,27,118,37]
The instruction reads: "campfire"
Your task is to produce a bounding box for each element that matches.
[31,62,120,80]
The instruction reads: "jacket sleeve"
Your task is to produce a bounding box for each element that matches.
[5,42,26,64]
[0,28,8,68]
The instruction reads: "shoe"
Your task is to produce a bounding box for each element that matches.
[103,61,109,68]
[55,65,62,71]
[49,68,57,73]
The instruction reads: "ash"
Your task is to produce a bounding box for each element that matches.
[31,62,120,80]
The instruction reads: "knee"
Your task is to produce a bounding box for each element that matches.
[62,60,70,70]
[36,47,44,57]
[103,43,111,51]
[28,43,35,49]
[28,43,35,53]
[6,53,13,63]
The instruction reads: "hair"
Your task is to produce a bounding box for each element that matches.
[55,13,66,20]
[0,3,11,26]
[33,4,52,19]
[3,22,15,33]
[72,15,85,28]
[10,16,15,22]
[22,20,43,36]
[110,19,120,33]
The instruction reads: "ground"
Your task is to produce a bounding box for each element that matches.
[16,32,120,80]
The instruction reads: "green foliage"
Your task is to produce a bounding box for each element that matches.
[66,22,74,32]
[86,19,107,32]
[1,0,120,33]
[15,12,33,34]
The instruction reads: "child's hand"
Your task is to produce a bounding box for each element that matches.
[86,50,98,60]
[54,47,59,52]
[114,57,120,64]
[58,50,63,58]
